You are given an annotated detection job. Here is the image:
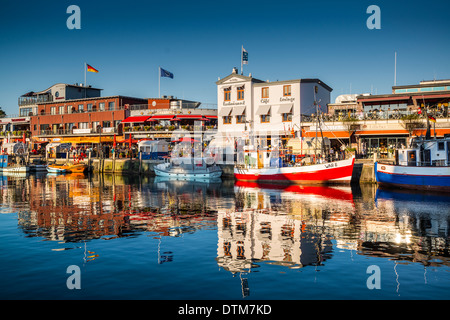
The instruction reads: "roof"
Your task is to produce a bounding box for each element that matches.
[22,83,103,97]
[253,78,333,92]
[393,80,450,90]
[36,95,147,105]
[357,90,450,102]
[216,73,265,85]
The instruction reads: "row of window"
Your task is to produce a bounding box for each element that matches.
[222,112,292,124]
[46,102,116,115]
[38,120,120,131]
[224,85,291,101]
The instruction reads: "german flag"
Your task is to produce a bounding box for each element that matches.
[428,115,436,123]
[87,64,99,73]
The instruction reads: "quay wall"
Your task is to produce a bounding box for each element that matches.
[52,158,163,175]
[50,159,377,183]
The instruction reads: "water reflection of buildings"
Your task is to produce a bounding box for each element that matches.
[217,209,333,274]
[13,174,225,243]
[217,182,450,278]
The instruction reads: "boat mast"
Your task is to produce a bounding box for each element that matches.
[314,86,325,160]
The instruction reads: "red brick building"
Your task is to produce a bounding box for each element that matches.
[31,95,147,142]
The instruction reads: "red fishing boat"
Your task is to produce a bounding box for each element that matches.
[234,154,355,185]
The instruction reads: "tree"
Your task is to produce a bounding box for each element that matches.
[0,107,6,118]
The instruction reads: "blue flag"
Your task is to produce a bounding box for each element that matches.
[242,48,248,65]
[160,67,174,79]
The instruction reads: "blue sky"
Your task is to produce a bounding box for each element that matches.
[1,0,449,115]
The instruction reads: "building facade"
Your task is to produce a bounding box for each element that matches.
[19,83,102,117]
[30,95,147,143]
[301,79,450,159]
[216,68,332,140]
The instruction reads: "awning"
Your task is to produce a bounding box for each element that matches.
[61,136,114,144]
[231,106,246,116]
[256,105,271,115]
[278,104,293,114]
[174,115,205,119]
[413,128,450,137]
[204,115,218,119]
[355,130,408,136]
[149,115,175,120]
[218,107,232,117]
[122,116,151,123]
[303,131,350,138]
[359,96,410,103]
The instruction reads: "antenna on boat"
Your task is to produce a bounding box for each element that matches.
[313,86,325,161]
[422,95,431,140]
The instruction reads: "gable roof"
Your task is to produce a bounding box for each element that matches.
[216,73,265,85]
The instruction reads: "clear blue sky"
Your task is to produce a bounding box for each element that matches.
[1,0,449,115]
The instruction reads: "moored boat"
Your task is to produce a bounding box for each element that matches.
[0,155,30,173]
[154,157,222,180]
[47,163,88,174]
[2,165,30,173]
[234,153,355,185]
[375,136,450,191]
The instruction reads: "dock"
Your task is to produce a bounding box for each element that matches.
[44,157,378,183]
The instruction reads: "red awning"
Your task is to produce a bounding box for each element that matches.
[121,116,151,123]
[175,115,205,119]
[149,115,175,120]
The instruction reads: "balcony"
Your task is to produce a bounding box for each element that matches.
[302,109,450,124]
[18,94,53,106]
[37,127,118,137]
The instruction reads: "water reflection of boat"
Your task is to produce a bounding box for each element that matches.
[1,171,29,178]
[154,176,222,194]
[47,163,88,174]
[375,188,450,217]
[234,181,354,204]
[233,181,355,215]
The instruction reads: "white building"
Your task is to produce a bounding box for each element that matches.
[216,68,332,140]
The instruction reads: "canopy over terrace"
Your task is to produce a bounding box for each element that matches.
[121,116,152,123]
[49,136,115,144]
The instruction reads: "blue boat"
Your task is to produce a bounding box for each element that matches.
[375,136,450,191]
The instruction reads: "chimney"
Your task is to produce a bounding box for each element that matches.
[232,67,238,74]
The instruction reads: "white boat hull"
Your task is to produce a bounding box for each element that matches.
[154,161,222,180]
[2,166,30,173]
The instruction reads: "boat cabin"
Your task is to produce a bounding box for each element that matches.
[138,140,169,160]
[397,137,450,166]
[2,142,27,155]
[46,143,72,159]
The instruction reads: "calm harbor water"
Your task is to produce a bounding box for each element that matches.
[0,172,449,300]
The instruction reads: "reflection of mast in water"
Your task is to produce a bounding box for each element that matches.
[157,236,173,264]
[240,272,250,298]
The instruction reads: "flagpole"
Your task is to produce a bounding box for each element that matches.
[394,52,397,86]
[240,45,243,75]
[158,67,161,98]
[84,62,87,98]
